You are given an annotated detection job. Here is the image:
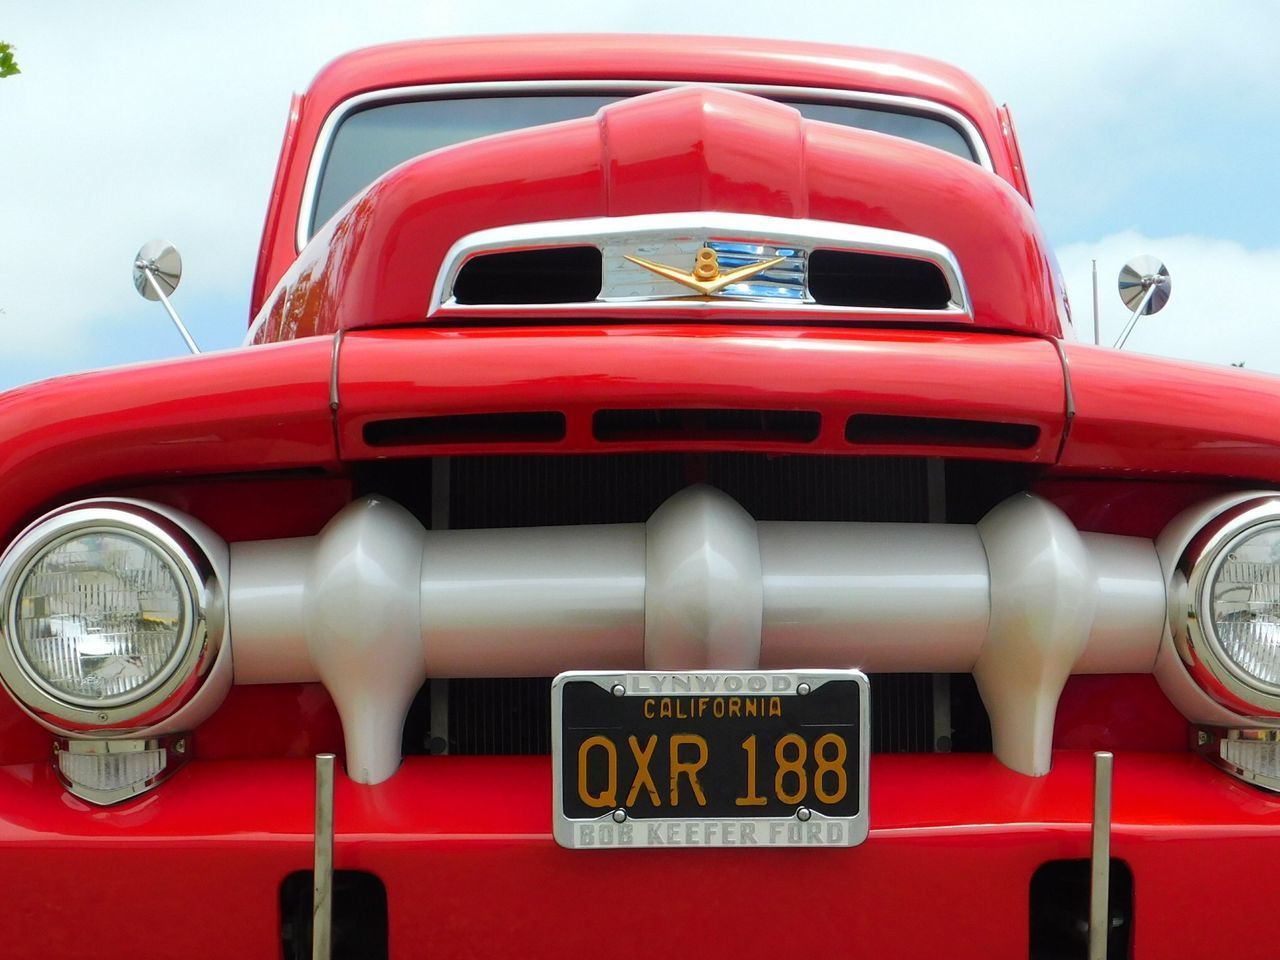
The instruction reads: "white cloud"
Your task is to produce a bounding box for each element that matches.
[1058,232,1280,373]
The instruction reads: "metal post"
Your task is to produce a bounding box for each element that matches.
[1091,259,1100,346]
[140,265,201,354]
[1089,751,1114,960]
[313,753,336,960]
[1113,283,1158,350]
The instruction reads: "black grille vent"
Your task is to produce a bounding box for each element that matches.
[365,411,566,447]
[452,247,602,304]
[870,674,934,753]
[447,453,930,529]
[808,250,953,309]
[847,414,1039,450]
[594,409,820,444]
[447,678,552,755]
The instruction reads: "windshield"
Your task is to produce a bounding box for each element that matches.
[310,93,978,239]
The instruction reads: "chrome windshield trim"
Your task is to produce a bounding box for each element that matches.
[295,79,995,251]
[429,212,972,320]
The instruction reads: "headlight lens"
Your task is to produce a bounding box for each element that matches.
[1209,525,1280,688]
[0,501,219,732]
[13,530,188,705]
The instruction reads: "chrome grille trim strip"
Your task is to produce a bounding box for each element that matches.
[428,213,972,320]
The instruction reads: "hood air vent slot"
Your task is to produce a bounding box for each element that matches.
[847,414,1039,449]
[452,247,602,305]
[365,412,566,447]
[808,250,953,309]
[594,409,820,444]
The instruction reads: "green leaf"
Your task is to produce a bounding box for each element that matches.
[0,43,21,79]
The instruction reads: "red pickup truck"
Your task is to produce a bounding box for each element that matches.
[2,34,1279,960]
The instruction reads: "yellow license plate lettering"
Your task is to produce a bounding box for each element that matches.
[669,733,708,806]
[814,732,849,804]
[626,734,661,806]
[774,733,808,804]
[577,735,617,808]
[735,734,768,807]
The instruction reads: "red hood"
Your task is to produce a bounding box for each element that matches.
[251,87,1061,343]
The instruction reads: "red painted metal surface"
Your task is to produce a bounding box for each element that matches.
[1032,477,1235,537]
[252,85,1056,342]
[195,684,344,761]
[0,338,339,543]
[1059,342,1280,483]
[997,103,1034,208]
[250,93,303,320]
[0,691,49,766]
[335,326,1067,463]
[112,476,354,542]
[0,752,1278,958]
[252,35,1021,313]
[1053,675,1187,752]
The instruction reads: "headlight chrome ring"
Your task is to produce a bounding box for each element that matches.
[0,502,222,734]
[1175,496,1280,718]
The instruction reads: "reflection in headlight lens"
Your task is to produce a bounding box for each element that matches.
[14,531,186,703]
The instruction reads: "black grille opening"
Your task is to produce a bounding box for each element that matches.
[452,246,602,304]
[847,414,1040,450]
[869,674,935,753]
[594,409,821,444]
[945,460,1037,524]
[948,673,992,752]
[448,678,552,756]
[355,452,1027,532]
[807,250,953,309]
[1030,859,1133,960]
[363,411,566,447]
[280,870,388,960]
[437,453,933,530]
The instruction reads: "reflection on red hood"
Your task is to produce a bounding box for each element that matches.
[252,87,1061,343]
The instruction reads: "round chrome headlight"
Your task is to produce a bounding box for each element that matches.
[0,502,221,732]
[13,529,190,705]
[1206,525,1280,689]
[1177,497,1280,716]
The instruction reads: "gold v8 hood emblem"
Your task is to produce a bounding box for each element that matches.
[624,245,787,297]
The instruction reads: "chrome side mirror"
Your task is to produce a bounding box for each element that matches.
[132,240,199,354]
[1113,255,1171,349]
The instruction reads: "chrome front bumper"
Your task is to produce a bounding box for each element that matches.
[228,485,1168,782]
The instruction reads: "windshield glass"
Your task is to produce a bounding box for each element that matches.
[310,94,977,238]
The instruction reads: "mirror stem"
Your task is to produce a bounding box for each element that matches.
[1112,280,1158,350]
[138,260,200,354]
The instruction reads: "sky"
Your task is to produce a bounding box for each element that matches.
[0,1,1277,391]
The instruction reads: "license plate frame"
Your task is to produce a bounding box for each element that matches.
[551,669,869,849]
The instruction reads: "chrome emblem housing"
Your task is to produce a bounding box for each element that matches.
[620,243,795,299]
[429,212,971,319]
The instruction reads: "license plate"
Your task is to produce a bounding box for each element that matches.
[551,669,869,849]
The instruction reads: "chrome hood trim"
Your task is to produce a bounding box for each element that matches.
[428,212,972,320]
